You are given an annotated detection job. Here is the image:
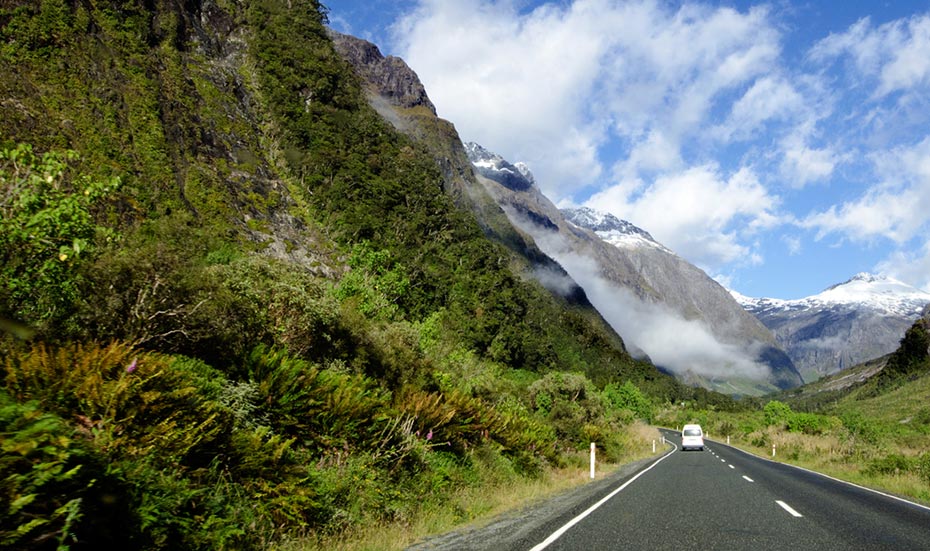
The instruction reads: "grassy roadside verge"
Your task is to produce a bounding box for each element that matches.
[717,431,930,508]
[290,423,665,551]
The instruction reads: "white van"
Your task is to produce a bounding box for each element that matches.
[681,424,704,451]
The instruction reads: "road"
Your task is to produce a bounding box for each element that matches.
[516,429,930,550]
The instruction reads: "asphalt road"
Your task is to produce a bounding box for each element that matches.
[517,429,930,551]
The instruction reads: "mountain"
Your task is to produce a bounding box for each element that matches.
[464,143,802,394]
[329,31,595,306]
[3,3,713,547]
[733,274,930,381]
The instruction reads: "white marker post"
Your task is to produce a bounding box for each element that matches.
[653,440,656,453]
[590,443,596,479]
[772,444,776,457]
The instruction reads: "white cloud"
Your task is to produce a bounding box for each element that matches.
[877,243,930,293]
[588,164,780,271]
[524,227,771,381]
[811,14,930,98]
[393,0,782,199]
[380,1,930,298]
[803,136,930,243]
[782,234,802,256]
[392,0,610,193]
[713,76,803,142]
[779,133,838,187]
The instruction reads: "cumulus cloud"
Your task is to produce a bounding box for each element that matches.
[782,234,802,256]
[392,0,610,190]
[877,243,930,293]
[713,75,804,142]
[811,14,930,98]
[381,0,930,295]
[587,164,779,271]
[802,136,930,243]
[779,138,838,187]
[393,0,782,196]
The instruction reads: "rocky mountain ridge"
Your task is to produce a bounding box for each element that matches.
[733,274,930,381]
[463,143,801,393]
[562,206,673,254]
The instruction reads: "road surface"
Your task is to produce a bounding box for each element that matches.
[517,429,930,550]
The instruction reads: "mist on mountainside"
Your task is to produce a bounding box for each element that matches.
[523,220,773,383]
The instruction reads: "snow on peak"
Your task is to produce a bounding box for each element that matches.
[464,142,536,191]
[815,273,930,309]
[735,272,930,316]
[561,207,672,253]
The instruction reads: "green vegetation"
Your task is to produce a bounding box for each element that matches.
[0,1,718,548]
[0,143,120,328]
[4,2,924,547]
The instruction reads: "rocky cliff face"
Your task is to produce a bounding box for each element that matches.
[465,144,801,393]
[329,30,436,115]
[329,31,597,308]
[735,274,930,381]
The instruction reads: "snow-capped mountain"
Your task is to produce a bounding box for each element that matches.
[464,142,535,191]
[562,207,673,254]
[734,274,930,381]
[465,143,801,393]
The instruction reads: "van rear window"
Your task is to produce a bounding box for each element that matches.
[683,429,702,436]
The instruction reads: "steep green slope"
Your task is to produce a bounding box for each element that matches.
[0,1,715,548]
[0,0,669,385]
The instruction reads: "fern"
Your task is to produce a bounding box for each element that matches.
[3,341,232,467]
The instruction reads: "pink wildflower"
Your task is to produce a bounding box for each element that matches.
[426,429,433,441]
[126,359,137,373]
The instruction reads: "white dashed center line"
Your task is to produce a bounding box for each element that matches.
[777,500,804,518]
[742,476,754,482]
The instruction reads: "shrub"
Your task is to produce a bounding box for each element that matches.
[787,412,830,435]
[763,400,793,428]
[917,452,930,485]
[216,254,342,361]
[603,380,654,421]
[0,142,120,329]
[3,341,232,467]
[240,345,389,452]
[840,411,883,445]
[527,372,609,449]
[865,454,915,476]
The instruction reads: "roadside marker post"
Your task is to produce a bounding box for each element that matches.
[653,440,656,453]
[773,444,776,457]
[590,443,596,479]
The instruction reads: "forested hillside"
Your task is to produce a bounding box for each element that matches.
[0,1,725,548]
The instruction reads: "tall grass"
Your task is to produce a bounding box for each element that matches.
[291,422,663,551]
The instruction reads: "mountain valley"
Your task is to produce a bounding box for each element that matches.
[3,3,930,548]
[734,274,930,381]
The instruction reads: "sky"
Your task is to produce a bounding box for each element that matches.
[329,0,930,300]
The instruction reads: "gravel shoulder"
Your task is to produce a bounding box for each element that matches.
[406,452,669,551]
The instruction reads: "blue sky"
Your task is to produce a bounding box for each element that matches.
[329,0,930,300]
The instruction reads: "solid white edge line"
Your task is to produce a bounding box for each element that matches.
[776,500,804,517]
[528,444,678,551]
[707,436,930,514]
